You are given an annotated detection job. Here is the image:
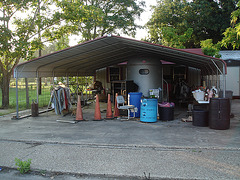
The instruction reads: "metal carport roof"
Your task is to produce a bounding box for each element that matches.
[14,35,227,78]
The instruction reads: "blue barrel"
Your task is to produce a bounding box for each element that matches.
[140,98,158,123]
[128,92,142,117]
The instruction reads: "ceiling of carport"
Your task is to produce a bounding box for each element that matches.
[14,35,226,78]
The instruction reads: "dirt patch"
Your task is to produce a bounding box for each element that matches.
[0,166,142,180]
[0,109,16,116]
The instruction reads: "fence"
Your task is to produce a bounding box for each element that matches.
[0,76,94,117]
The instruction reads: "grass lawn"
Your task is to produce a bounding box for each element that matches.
[0,81,92,116]
[0,87,51,115]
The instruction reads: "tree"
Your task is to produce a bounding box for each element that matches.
[221,0,240,49]
[146,0,238,48]
[53,0,145,42]
[0,0,61,108]
[200,39,221,58]
[146,0,192,48]
[0,0,144,108]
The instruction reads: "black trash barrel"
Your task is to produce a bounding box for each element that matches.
[209,98,230,130]
[159,106,174,121]
[192,109,208,127]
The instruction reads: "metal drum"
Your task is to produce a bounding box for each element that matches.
[140,98,158,123]
[209,98,230,130]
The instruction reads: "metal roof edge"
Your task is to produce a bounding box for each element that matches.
[110,35,227,74]
[14,35,228,77]
[111,35,224,60]
[14,36,109,71]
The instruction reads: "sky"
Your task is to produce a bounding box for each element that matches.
[135,0,157,40]
[5,0,158,46]
[69,0,158,46]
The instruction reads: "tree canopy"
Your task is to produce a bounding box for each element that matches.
[146,0,238,49]
[0,0,145,108]
[0,0,61,107]
[53,0,145,42]
[221,0,240,49]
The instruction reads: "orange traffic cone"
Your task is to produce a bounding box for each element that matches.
[114,93,120,118]
[105,94,113,119]
[94,94,102,121]
[76,95,84,121]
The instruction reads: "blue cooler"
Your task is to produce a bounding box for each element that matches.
[140,98,158,123]
[128,92,142,117]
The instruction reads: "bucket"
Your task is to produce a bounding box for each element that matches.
[192,109,208,127]
[192,91,205,101]
[128,92,142,117]
[140,98,158,123]
[158,106,174,121]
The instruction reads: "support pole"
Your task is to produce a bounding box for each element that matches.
[85,76,87,104]
[36,71,39,103]
[163,79,169,102]
[206,75,209,87]
[210,59,226,97]
[16,75,19,119]
[161,66,163,102]
[223,68,226,98]
[77,73,79,96]
[52,71,55,86]
[67,75,69,87]
[25,78,29,108]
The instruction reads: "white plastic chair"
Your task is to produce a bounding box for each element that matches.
[116,95,136,119]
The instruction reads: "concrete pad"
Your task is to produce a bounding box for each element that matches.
[0,100,240,179]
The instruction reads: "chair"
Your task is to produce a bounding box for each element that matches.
[116,95,136,120]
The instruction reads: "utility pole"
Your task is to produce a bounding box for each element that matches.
[38,0,42,95]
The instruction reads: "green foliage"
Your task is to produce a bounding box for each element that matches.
[146,0,191,47]
[0,0,65,107]
[159,27,193,48]
[0,0,145,108]
[200,39,221,58]
[15,158,32,174]
[54,0,145,42]
[221,0,240,49]
[146,0,238,48]
[55,36,70,51]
